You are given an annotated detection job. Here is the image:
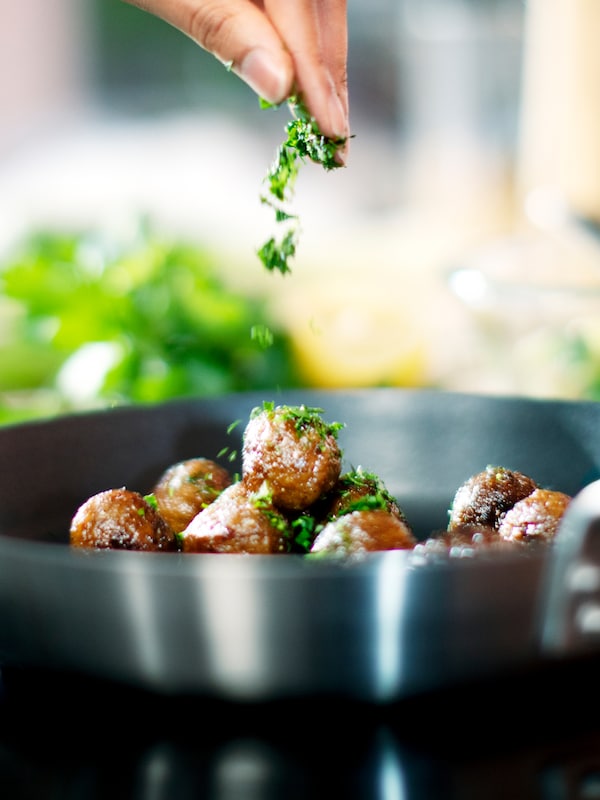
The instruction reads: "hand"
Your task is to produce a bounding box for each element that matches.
[123,0,349,142]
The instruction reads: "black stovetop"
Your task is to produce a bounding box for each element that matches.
[1,659,599,799]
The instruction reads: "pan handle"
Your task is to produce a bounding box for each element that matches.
[539,479,600,655]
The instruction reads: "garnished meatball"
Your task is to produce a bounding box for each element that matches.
[180,481,291,554]
[242,402,343,510]
[319,466,407,522]
[448,466,538,531]
[152,457,232,534]
[310,509,416,558]
[70,488,177,552]
[498,488,571,545]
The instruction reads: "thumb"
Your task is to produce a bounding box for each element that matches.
[125,0,294,104]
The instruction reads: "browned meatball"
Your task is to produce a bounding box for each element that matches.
[152,457,232,533]
[448,466,538,531]
[310,509,416,558]
[320,467,407,522]
[242,403,343,511]
[70,488,177,552]
[180,481,291,554]
[498,488,571,545]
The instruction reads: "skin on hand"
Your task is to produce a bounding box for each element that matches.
[124,0,349,152]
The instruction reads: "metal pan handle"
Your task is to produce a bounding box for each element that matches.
[540,479,600,655]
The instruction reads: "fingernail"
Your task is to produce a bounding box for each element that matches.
[335,139,348,167]
[328,90,349,140]
[239,48,289,105]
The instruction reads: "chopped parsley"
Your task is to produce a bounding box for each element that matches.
[143,493,158,510]
[250,401,344,439]
[325,467,404,520]
[250,324,274,349]
[217,419,243,463]
[217,446,238,464]
[291,513,320,552]
[258,96,347,275]
[251,482,292,542]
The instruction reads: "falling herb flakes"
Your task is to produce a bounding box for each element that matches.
[257,96,347,275]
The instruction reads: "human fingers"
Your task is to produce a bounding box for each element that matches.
[123,0,294,104]
[315,0,348,119]
[263,0,349,140]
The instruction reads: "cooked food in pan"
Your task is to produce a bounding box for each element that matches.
[69,402,573,557]
[417,466,572,556]
[307,466,417,556]
[152,457,233,534]
[310,509,417,556]
[448,465,539,531]
[70,488,178,552]
[241,402,343,510]
[317,467,408,522]
[497,488,572,545]
[181,481,290,554]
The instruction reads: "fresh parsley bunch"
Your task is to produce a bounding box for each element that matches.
[0,223,301,424]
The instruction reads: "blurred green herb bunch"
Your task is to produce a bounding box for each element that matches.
[0,223,299,425]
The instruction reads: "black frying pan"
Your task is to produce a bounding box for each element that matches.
[0,387,599,701]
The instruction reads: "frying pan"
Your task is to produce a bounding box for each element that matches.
[0,387,599,702]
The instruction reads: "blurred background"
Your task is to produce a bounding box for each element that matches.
[1,0,600,425]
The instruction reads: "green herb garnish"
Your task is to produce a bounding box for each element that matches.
[258,96,347,275]
[143,492,158,510]
[216,446,238,463]
[250,324,274,349]
[291,513,320,552]
[251,482,291,540]
[327,467,404,520]
[250,401,344,440]
[216,419,244,463]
